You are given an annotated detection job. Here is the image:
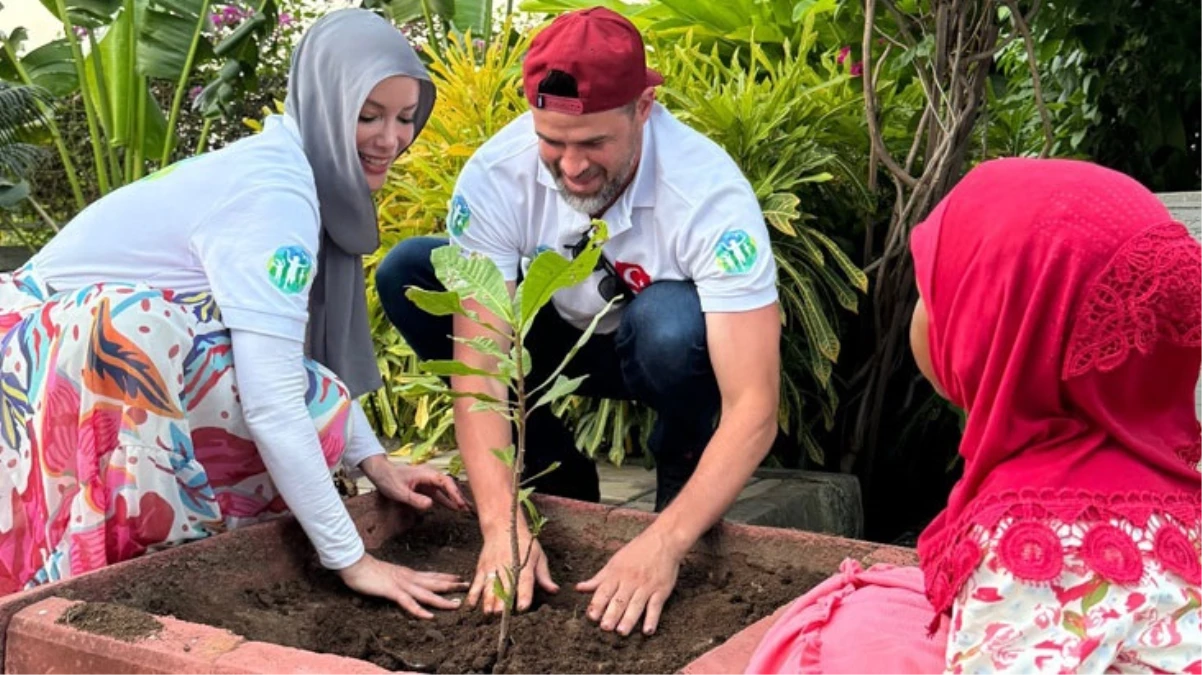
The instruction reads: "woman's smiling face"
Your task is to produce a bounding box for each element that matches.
[355,75,421,191]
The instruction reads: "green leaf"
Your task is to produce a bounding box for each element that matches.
[492,575,510,605]
[796,279,840,362]
[417,358,504,380]
[517,244,601,334]
[809,231,867,292]
[450,0,492,39]
[510,345,532,377]
[136,0,215,80]
[521,460,561,486]
[490,444,515,468]
[1081,579,1109,615]
[519,490,548,537]
[40,0,121,28]
[431,244,514,325]
[1,38,79,96]
[453,335,505,360]
[531,374,586,412]
[405,287,478,319]
[447,452,465,478]
[762,192,799,236]
[1062,611,1087,638]
[0,179,30,209]
[468,399,510,415]
[452,335,516,378]
[84,14,170,155]
[791,0,815,21]
[529,295,619,398]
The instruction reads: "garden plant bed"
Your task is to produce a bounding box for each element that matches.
[92,509,820,674]
[0,493,917,674]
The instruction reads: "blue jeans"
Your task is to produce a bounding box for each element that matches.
[376,236,721,510]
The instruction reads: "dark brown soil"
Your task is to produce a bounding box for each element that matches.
[107,510,821,673]
[59,602,163,642]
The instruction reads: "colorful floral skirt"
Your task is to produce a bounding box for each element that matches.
[947,515,1202,673]
[0,264,351,594]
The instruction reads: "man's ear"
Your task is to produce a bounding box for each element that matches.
[636,87,656,122]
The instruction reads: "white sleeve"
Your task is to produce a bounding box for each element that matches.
[342,401,386,469]
[446,159,523,281]
[192,184,320,342]
[230,328,365,570]
[682,183,778,313]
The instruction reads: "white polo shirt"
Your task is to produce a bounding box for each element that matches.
[31,115,320,344]
[447,103,777,333]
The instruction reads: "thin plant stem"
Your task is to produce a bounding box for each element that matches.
[55,0,112,195]
[125,0,138,181]
[195,117,213,154]
[161,0,214,166]
[497,330,527,663]
[131,84,146,180]
[25,195,59,233]
[84,30,123,186]
[419,0,444,59]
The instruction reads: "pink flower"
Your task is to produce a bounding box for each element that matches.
[982,623,1022,669]
[836,45,850,65]
[189,85,203,101]
[1125,592,1146,613]
[1086,606,1120,630]
[72,25,89,39]
[1139,615,1183,649]
[972,587,1004,603]
[210,11,224,26]
[1034,604,1061,630]
[850,61,864,77]
[278,12,293,26]
[472,38,486,51]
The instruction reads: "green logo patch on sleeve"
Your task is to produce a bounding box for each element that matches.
[267,245,315,294]
[448,194,471,236]
[714,229,759,275]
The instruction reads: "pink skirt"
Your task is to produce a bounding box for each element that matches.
[746,559,948,674]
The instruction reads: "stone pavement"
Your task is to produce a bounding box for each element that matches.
[357,451,864,539]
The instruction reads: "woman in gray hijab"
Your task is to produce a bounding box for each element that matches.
[0,9,467,614]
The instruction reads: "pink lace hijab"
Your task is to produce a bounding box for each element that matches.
[909,158,1202,616]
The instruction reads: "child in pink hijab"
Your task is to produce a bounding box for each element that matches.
[749,159,1200,674]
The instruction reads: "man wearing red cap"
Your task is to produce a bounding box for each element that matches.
[376,7,781,636]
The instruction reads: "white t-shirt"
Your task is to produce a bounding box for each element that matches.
[32,115,319,343]
[31,115,382,570]
[448,103,777,333]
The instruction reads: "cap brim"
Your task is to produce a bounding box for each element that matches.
[646,67,664,87]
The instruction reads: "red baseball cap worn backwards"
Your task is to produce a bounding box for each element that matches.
[522,7,664,115]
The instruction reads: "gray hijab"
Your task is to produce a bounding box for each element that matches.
[285,9,436,398]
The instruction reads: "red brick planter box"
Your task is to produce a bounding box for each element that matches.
[0,493,915,673]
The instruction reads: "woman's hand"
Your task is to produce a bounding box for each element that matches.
[359,456,469,512]
[338,553,468,618]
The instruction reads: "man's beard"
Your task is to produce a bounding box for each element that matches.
[546,148,638,216]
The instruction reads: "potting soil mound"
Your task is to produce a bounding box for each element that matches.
[59,602,163,642]
[110,510,821,673]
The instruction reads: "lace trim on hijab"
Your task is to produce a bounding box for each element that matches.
[1063,222,1202,379]
[920,490,1202,621]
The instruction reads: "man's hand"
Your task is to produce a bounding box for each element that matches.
[575,529,685,636]
[467,523,558,613]
[360,456,469,512]
[338,553,468,619]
